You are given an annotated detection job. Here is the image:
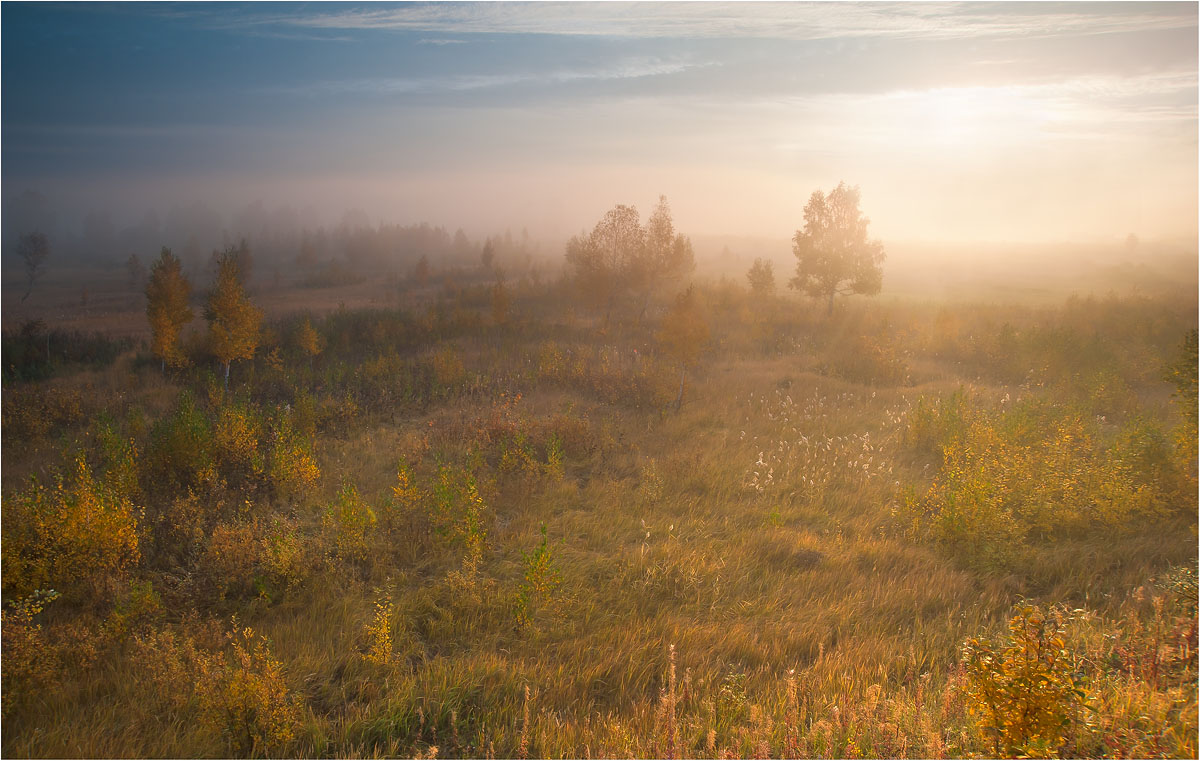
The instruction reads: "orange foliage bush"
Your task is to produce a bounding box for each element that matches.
[213,402,264,481]
[195,623,302,755]
[2,455,140,600]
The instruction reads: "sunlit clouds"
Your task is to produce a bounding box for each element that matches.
[2,2,1195,245]
[230,2,1196,42]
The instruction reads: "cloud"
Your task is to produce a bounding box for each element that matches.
[243,2,1195,42]
[267,57,710,97]
[417,38,468,45]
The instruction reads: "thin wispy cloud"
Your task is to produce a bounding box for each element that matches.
[266,57,709,97]
[251,2,1194,42]
[3,2,1195,243]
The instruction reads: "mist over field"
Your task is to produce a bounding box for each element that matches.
[2,3,1197,760]
[4,2,1198,248]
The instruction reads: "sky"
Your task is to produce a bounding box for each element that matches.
[2,1,1197,245]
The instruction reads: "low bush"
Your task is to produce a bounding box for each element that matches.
[2,455,141,601]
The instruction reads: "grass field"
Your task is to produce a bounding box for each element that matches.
[2,257,1197,759]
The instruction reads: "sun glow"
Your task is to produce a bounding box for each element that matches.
[894,86,1055,153]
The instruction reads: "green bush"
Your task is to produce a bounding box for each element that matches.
[899,396,1170,567]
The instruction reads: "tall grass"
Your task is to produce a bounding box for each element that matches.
[2,280,1195,758]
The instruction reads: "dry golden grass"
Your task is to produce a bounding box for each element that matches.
[2,270,1195,758]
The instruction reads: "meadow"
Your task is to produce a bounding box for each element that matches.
[2,248,1197,759]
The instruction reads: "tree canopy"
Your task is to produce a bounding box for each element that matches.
[295,316,324,370]
[145,247,193,371]
[789,182,884,314]
[565,196,694,324]
[747,257,776,297]
[206,247,263,387]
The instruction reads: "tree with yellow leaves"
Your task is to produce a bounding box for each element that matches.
[658,286,710,411]
[145,247,194,372]
[294,316,324,371]
[206,247,263,389]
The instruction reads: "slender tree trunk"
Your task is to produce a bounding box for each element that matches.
[161,357,166,375]
[224,361,230,390]
[826,290,835,316]
[674,366,686,411]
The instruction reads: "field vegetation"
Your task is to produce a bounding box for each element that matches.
[2,200,1197,759]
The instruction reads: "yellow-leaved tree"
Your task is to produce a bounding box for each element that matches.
[294,316,324,371]
[206,248,263,389]
[658,286,710,411]
[145,247,194,372]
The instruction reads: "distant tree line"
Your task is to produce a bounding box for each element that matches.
[2,191,540,292]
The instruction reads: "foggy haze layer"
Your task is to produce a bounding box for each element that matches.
[3,2,1197,247]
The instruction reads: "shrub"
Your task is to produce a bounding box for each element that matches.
[544,434,565,481]
[824,332,909,386]
[1,590,61,718]
[2,385,85,446]
[213,401,264,483]
[1,322,131,383]
[130,625,206,713]
[195,622,302,756]
[103,580,163,641]
[201,521,262,601]
[266,414,320,501]
[430,346,466,389]
[364,593,396,667]
[904,389,970,459]
[149,391,216,491]
[151,489,210,565]
[1112,418,1186,504]
[514,523,563,628]
[89,415,141,503]
[498,430,540,478]
[430,465,488,590]
[899,396,1168,567]
[537,341,567,381]
[321,481,376,572]
[259,517,307,596]
[381,457,425,541]
[962,603,1090,757]
[2,455,141,600]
